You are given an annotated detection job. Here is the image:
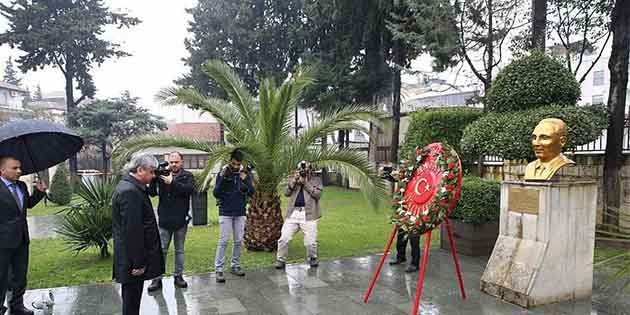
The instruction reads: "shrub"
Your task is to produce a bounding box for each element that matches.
[461,104,608,160]
[49,163,72,205]
[55,176,117,258]
[400,107,483,161]
[450,176,500,225]
[485,52,581,112]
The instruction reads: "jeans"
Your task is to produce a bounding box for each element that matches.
[157,226,188,278]
[277,208,319,262]
[214,216,246,272]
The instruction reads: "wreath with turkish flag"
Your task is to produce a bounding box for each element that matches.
[391,143,463,235]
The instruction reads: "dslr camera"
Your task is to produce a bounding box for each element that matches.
[221,165,238,181]
[298,160,309,177]
[156,161,171,176]
[222,163,254,181]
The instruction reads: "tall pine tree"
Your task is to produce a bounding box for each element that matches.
[0,0,140,176]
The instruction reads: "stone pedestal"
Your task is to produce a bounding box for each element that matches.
[480,180,597,308]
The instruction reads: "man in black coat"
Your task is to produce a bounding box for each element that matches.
[0,156,46,315]
[112,154,165,315]
[147,152,194,292]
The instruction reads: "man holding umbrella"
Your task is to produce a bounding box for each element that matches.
[0,120,83,315]
[0,156,47,315]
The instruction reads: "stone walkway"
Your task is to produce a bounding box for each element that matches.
[19,251,630,315]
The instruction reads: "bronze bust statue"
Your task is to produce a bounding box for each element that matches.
[524,118,575,181]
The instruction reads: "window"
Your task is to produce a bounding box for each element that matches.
[593,70,605,86]
[592,95,604,105]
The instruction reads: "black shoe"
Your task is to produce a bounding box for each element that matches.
[147,279,162,292]
[389,257,406,265]
[275,260,286,270]
[174,276,188,288]
[308,257,319,268]
[230,267,245,277]
[8,305,34,315]
[216,272,226,283]
[405,265,419,273]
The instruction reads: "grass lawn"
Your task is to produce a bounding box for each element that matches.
[28,196,81,217]
[27,186,630,289]
[28,187,441,289]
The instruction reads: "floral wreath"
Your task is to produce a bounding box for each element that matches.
[390,143,463,235]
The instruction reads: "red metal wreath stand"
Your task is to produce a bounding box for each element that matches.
[363,216,466,315]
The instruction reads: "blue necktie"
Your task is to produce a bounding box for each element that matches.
[9,183,23,211]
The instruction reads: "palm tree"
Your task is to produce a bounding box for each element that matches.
[113,60,388,251]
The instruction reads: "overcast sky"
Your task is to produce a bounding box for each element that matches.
[0,0,216,123]
[0,0,478,126]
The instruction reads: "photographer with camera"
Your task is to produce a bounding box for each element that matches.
[213,149,254,283]
[275,161,323,270]
[147,152,195,292]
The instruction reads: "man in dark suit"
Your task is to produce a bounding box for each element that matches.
[112,154,164,315]
[0,156,47,315]
[389,228,421,273]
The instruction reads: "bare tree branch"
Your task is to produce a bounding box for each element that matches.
[578,29,612,83]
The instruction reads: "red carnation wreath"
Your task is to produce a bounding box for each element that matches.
[390,143,463,235]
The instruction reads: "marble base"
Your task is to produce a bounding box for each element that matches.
[480,180,597,308]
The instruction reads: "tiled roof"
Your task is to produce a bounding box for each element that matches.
[0,81,27,93]
[164,122,221,143]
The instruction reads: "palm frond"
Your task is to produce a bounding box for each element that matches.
[296,103,383,157]
[305,147,389,209]
[112,135,218,172]
[156,87,251,141]
[202,60,257,128]
[56,176,116,258]
[258,68,315,153]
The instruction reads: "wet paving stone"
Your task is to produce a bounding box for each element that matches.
[17,251,630,314]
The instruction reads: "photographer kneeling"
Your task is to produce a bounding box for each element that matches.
[147,152,195,292]
[275,161,323,269]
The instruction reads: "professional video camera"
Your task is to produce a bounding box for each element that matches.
[156,161,171,176]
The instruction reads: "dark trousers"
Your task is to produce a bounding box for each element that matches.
[0,241,29,311]
[121,281,144,315]
[395,228,420,266]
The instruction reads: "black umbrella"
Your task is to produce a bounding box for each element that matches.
[0,119,84,175]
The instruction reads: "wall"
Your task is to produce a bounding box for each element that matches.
[0,89,26,108]
[483,154,630,228]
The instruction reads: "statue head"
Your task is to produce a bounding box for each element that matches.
[531,118,567,163]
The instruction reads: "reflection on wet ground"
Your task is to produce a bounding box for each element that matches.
[22,251,629,314]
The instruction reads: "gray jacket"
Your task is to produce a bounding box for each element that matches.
[284,176,322,221]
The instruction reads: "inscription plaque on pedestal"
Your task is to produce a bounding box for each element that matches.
[508,188,539,214]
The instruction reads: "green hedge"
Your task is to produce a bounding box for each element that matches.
[400,107,483,161]
[485,52,581,112]
[450,176,500,225]
[461,105,608,160]
[49,163,73,206]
